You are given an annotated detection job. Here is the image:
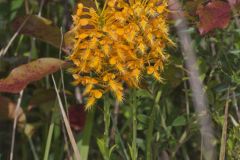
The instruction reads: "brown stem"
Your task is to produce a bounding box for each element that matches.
[168,0,217,159]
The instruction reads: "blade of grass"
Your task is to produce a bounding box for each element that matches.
[10,90,24,160]
[77,109,95,160]
[146,91,161,160]
[28,137,39,160]
[219,88,230,160]
[43,115,55,160]
[232,91,240,122]
[110,114,130,160]
[52,75,81,160]
[0,16,30,57]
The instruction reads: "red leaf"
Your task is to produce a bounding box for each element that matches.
[197,1,231,35]
[68,104,86,132]
[0,58,66,93]
[13,15,62,49]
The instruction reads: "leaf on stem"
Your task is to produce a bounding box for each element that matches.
[197,1,231,35]
[0,58,66,93]
[12,15,66,51]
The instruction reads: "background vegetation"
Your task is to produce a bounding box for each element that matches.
[0,0,240,159]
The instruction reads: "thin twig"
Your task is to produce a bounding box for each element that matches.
[10,90,24,160]
[52,75,81,160]
[219,88,230,160]
[59,28,69,116]
[28,137,39,160]
[0,17,30,57]
[24,0,30,14]
[232,91,240,123]
[58,27,72,159]
[61,122,73,160]
[183,71,190,117]
[38,0,45,16]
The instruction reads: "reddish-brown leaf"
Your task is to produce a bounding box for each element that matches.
[13,15,68,53]
[68,104,86,132]
[197,1,231,35]
[0,58,66,93]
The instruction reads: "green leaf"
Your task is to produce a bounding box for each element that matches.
[77,110,95,160]
[128,143,134,160]
[97,138,107,158]
[109,145,117,158]
[172,116,187,127]
[10,0,23,11]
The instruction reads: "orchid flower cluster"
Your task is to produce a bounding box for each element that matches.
[68,0,173,109]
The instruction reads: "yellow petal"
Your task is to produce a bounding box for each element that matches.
[78,3,83,9]
[109,57,116,65]
[79,19,89,26]
[157,6,165,14]
[108,0,115,7]
[138,43,145,53]
[115,90,123,102]
[140,20,147,30]
[109,80,123,102]
[78,33,88,39]
[132,69,140,80]
[103,45,110,55]
[103,73,116,82]
[77,3,83,16]
[116,63,125,73]
[85,97,96,110]
[116,28,124,35]
[147,66,154,74]
[83,84,93,95]
[93,90,103,99]
[73,74,80,80]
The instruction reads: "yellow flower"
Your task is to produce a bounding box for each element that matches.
[67,0,173,109]
[85,97,96,110]
[147,66,155,75]
[91,90,103,99]
[108,80,123,102]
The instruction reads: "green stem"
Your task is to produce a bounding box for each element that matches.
[101,0,108,16]
[132,89,138,160]
[43,115,55,160]
[146,91,161,160]
[94,0,100,12]
[104,95,110,160]
[77,109,95,160]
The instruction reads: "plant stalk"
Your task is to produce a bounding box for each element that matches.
[146,91,161,160]
[131,89,138,160]
[104,95,110,160]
